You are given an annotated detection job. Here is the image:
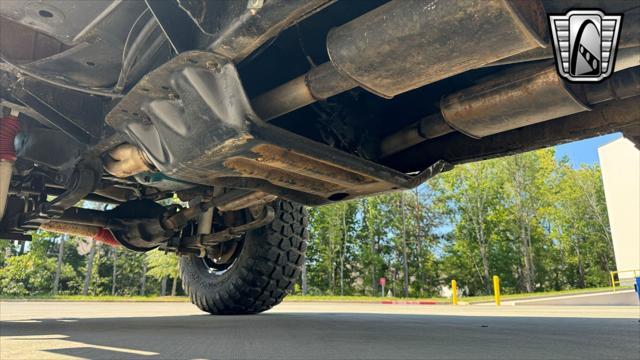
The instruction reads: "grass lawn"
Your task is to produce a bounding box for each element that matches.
[1,286,627,304]
[0,295,190,302]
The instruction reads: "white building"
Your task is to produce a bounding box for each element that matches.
[598,137,640,285]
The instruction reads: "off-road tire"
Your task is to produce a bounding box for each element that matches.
[180,200,308,315]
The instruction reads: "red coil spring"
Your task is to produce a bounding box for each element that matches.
[0,116,20,161]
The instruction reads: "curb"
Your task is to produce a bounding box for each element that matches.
[380,300,440,305]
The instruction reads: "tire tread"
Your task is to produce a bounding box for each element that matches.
[180,200,307,315]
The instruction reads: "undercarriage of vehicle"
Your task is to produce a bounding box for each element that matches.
[1,0,639,313]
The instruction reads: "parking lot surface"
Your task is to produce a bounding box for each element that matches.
[1,301,638,359]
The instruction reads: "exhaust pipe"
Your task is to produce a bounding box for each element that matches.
[381,65,640,156]
[251,62,356,121]
[442,65,640,139]
[252,0,548,121]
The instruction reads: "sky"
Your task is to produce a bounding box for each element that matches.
[554,132,622,168]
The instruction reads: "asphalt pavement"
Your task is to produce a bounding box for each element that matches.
[1,301,639,360]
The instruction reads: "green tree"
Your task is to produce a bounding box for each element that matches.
[0,233,74,296]
[146,249,180,296]
[431,160,502,294]
[498,149,556,292]
[551,162,614,288]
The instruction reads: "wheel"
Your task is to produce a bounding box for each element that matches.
[180,199,308,315]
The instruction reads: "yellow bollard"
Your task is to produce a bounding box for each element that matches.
[610,272,616,292]
[451,280,458,305]
[493,275,501,306]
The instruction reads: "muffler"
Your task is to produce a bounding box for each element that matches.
[441,64,640,139]
[252,0,548,120]
[326,0,548,98]
[381,65,640,156]
[441,63,589,139]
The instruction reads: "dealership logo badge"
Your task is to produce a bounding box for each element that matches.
[549,10,622,82]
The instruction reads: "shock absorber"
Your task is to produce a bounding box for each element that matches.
[0,112,20,222]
